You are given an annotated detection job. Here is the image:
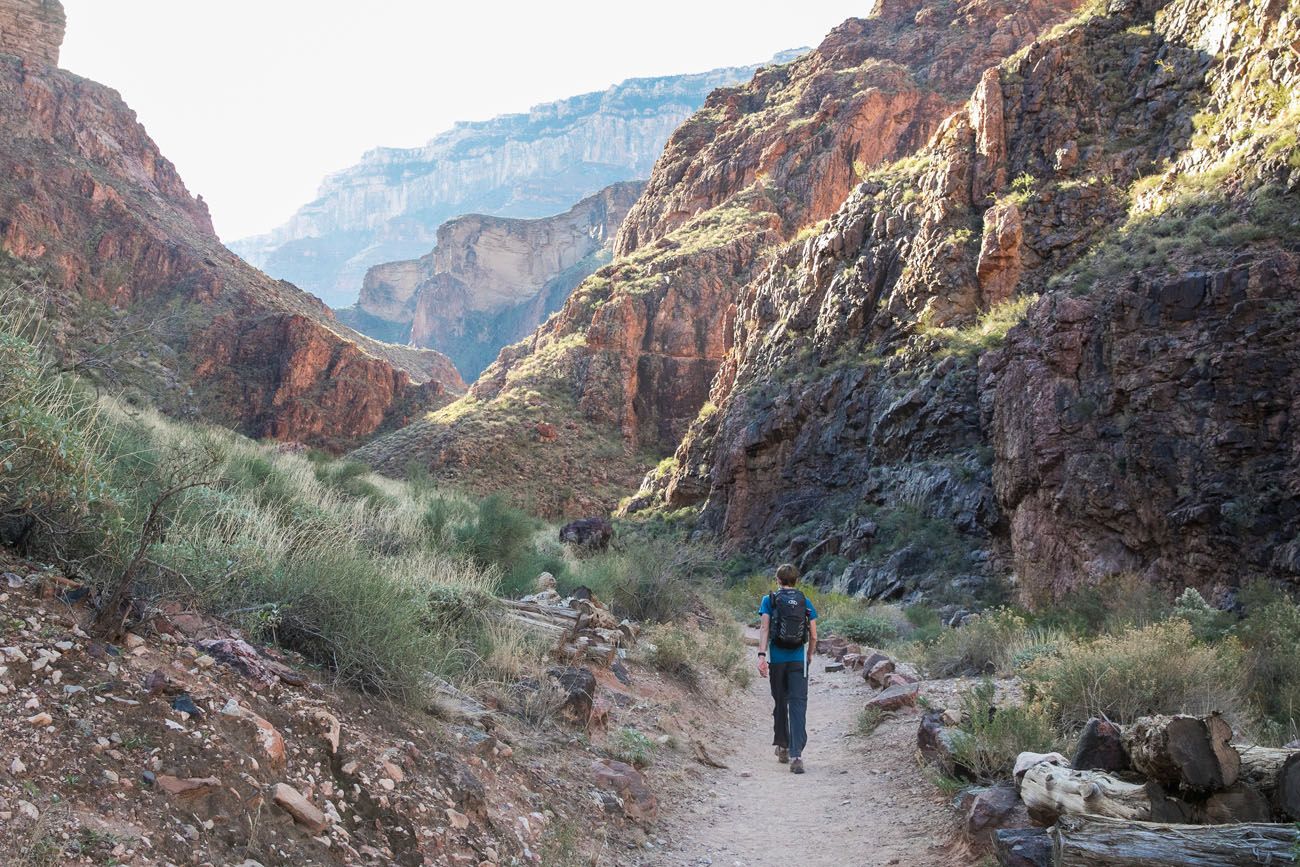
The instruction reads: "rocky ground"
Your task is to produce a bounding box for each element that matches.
[630,634,972,867]
[0,551,805,867]
[0,552,974,866]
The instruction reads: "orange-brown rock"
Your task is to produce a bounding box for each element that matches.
[0,4,462,450]
[0,0,63,67]
[356,0,1081,515]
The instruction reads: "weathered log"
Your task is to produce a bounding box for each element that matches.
[1123,713,1240,793]
[1018,763,1171,825]
[993,827,1052,867]
[1051,814,1300,866]
[1072,717,1131,773]
[1236,743,1300,820]
[1197,782,1273,824]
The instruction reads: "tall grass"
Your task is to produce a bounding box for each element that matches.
[0,282,549,701]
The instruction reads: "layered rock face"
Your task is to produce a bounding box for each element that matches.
[340,181,644,380]
[642,0,1300,604]
[0,0,63,66]
[232,58,798,307]
[0,3,462,450]
[353,0,1083,517]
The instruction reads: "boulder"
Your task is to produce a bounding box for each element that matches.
[547,666,597,725]
[558,517,613,550]
[958,783,1030,842]
[590,758,657,822]
[156,775,221,802]
[867,658,897,688]
[866,683,919,712]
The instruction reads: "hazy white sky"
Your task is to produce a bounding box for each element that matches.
[60,1,869,242]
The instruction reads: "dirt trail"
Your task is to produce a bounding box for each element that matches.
[633,636,965,867]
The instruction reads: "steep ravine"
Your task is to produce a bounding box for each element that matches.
[353,0,1084,517]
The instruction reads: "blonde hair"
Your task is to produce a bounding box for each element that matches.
[776,563,799,586]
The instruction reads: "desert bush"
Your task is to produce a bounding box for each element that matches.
[1234,582,1300,744]
[1024,619,1246,730]
[568,538,717,623]
[0,300,116,558]
[642,623,700,687]
[922,609,1030,677]
[1172,587,1235,642]
[822,611,898,646]
[949,680,1061,782]
[903,604,944,643]
[608,727,656,768]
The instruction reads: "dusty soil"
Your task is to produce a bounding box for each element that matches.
[630,637,966,867]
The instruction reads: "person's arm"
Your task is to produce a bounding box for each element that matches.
[757,613,770,678]
[807,617,817,665]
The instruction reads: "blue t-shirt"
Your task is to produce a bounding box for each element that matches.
[759,592,818,664]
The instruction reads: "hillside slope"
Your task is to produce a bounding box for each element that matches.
[232,56,800,307]
[641,0,1300,603]
[0,0,462,451]
[353,0,1084,517]
[339,181,644,380]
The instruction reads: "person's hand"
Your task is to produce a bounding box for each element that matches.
[757,656,769,678]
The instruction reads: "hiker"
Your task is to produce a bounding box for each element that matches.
[756,563,817,774]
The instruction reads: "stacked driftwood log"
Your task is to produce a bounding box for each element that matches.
[920,709,1300,866]
[498,577,639,668]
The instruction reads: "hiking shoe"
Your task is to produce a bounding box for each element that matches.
[775,746,789,764]
[791,758,805,774]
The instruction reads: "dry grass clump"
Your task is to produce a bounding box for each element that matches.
[921,608,1031,677]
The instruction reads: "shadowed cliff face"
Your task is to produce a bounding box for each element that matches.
[353,0,1084,517]
[640,0,1300,606]
[231,58,799,308]
[0,0,462,450]
[340,181,644,381]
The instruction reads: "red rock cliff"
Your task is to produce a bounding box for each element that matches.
[355,0,1083,515]
[0,2,462,449]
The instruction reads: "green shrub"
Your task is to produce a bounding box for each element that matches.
[922,609,1030,677]
[1025,619,1246,730]
[903,604,943,643]
[608,727,656,768]
[643,624,700,687]
[1173,587,1235,642]
[949,680,1060,782]
[1234,582,1300,744]
[567,538,715,623]
[822,612,898,646]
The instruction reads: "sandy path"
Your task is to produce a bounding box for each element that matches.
[631,637,964,867]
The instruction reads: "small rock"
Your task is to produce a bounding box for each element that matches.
[10,757,26,775]
[446,808,470,830]
[103,769,120,783]
[17,800,38,821]
[26,712,52,726]
[155,775,221,801]
[272,783,327,833]
[824,662,845,673]
[194,654,215,669]
[382,760,404,783]
[123,633,145,650]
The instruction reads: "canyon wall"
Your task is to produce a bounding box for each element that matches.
[0,0,462,450]
[352,0,1084,517]
[637,0,1300,605]
[340,181,643,380]
[0,0,62,66]
[231,57,800,307]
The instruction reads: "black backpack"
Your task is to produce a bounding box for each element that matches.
[768,588,810,649]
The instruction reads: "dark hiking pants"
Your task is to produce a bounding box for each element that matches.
[769,660,808,758]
